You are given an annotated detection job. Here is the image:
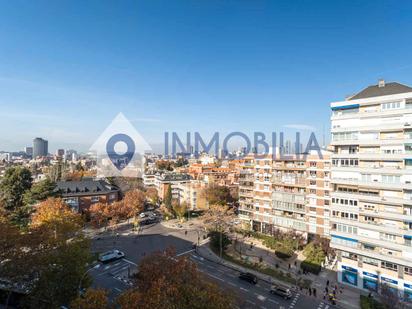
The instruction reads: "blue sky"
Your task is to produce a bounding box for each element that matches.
[1,0,412,152]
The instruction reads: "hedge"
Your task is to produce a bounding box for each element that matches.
[300,260,321,275]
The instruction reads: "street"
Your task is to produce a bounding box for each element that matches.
[89,222,335,309]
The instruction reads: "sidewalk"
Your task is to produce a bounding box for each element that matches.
[196,240,293,288]
[197,240,361,309]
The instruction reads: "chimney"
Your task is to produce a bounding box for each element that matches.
[378,79,385,88]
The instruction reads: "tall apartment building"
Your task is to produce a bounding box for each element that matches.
[33,137,48,158]
[330,80,412,297]
[238,150,331,239]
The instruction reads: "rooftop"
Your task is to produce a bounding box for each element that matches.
[348,81,412,100]
[56,179,119,196]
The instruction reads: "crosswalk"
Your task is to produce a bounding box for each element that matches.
[95,259,136,286]
[288,293,300,308]
[317,301,330,309]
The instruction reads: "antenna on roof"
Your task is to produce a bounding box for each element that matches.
[378,79,385,88]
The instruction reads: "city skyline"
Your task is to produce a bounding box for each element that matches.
[2,1,412,151]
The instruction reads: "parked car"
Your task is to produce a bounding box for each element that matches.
[139,212,146,218]
[98,250,125,263]
[238,272,257,284]
[270,284,292,299]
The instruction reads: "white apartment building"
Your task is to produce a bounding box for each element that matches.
[330,80,412,298]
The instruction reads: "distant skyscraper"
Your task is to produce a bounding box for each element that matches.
[55,149,65,157]
[24,146,33,157]
[33,137,48,158]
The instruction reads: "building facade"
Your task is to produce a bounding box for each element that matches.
[330,81,412,297]
[238,150,331,239]
[56,179,120,212]
[33,137,48,158]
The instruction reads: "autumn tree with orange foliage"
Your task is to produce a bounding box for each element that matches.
[70,288,109,309]
[116,248,235,309]
[31,197,83,241]
[123,189,145,215]
[145,187,159,204]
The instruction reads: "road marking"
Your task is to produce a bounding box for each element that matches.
[176,249,195,257]
[227,281,238,287]
[239,287,249,292]
[268,299,279,304]
[114,288,122,292]
[246,300,256,305]
[255,293,266,301]
[123,258,137,266]
[208,274,225,282]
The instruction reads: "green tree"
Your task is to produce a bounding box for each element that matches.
[164,185,172,211]
[209,230,231,252]
[23,178,58,206]
[0,166,32,212]
[0,166,33,226]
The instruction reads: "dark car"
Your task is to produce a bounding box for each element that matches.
[270,284,292,299]
[238,272,257,284]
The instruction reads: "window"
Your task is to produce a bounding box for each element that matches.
[381,261,398,271]
[380,233,396,241]
[382,101,401,110]
[342,251,358,261]
[363,256,379,266]
[405,267,412,276]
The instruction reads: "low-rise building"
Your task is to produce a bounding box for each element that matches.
[56,178,120,212]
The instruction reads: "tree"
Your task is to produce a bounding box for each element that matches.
[0,198,91,308]
[172,200,187,221]
[0,166,32,212]
[203,184,233,206]
[146,187,159,205]
[27,238,92,308]
[31,197,83,241]
[70,288,109,309]
[209,230,231,253]
[23,178,58,206]
[156,160,174,171]
[116,248,235,309]
[123,189,146,215]
[164,185,172,211]
[89,202,110,228]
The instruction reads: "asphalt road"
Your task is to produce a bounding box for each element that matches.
[89,222,334,309]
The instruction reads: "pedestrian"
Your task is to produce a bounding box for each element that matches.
[313,288,317,297]
[294,261,297,266]
[309,288,312,296]
[289,263,291,269]
[323,291,326,300]
[326,279,329,286]
[325,287,328,293]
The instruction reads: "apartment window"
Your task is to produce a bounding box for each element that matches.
[382,175,400,184]
[405,267,412,276]
[364,216,375,222]
[363,256,379,266]
[382,101,401,110]
[380,233,396,241]
[310,180,316,186]
[381,261,398,271]
[342,251,358,261]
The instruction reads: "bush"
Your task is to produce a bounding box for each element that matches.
[360,295,385,309]
[300,260,321,275]
[275,250,292,260]
[301,242,325,274]
[209,231,231,252]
